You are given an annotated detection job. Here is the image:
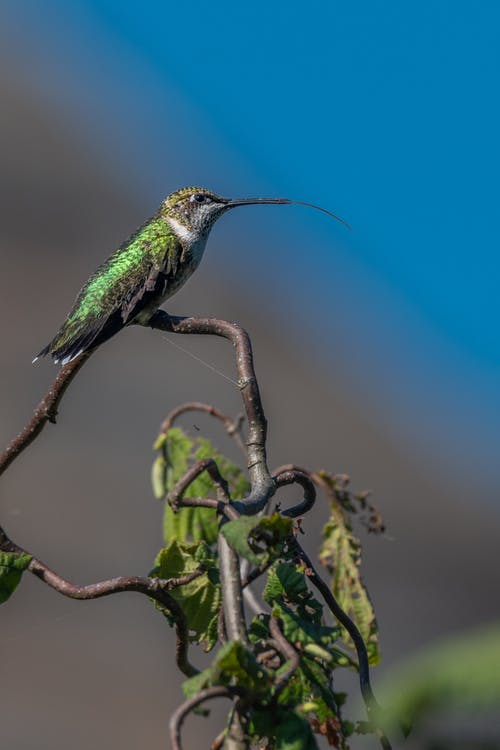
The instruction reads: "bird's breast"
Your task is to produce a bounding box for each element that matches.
[162,235,208,300]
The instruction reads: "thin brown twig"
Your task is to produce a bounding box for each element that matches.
[161,444,248,649]
[160,401,246,455]
[173,495,240,521]
[217,606,227,645]
[0,352,91,477]
[167,458,230,510]
[150,312,275,515]
[165,456,240,520]
[241,560,273,588]
[0,524,199,678]
[211,729,226,750]
[268,616,300,699]
[169,686,245,750]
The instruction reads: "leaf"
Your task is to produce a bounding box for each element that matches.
[151,427,250,545]
[378,623,500,734]
[221,514,293,565]
[263,563,327,629]
[183,640,271,699]
[309,715,349,748]
[318,471,380,665]
[0,551,32,604]
[248,563,350,745]
[151,454,167,500]
[152,541,221,651]
[250,708,319,750]
[264,563,310,603]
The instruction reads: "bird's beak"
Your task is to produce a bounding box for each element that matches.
[224,197,292,208]
[222,197,350,229]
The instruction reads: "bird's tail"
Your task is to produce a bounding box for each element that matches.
[32,315,120,366]
[32,344,51,364]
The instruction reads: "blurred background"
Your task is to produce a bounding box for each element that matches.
[0,2,499,748]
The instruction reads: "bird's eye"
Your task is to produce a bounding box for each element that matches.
[191,193,208,204]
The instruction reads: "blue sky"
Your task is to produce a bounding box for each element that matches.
[2,1,499,488]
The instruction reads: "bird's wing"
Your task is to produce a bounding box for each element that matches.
[35,221,180,364]
[119,261,167,325]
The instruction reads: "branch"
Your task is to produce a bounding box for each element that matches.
[172,495,238,520]
[241,560,273,589]
[240,559,272,617]
[149,312,275,515]
[165,458,240,521]
[269,616,300,699]
[167,458,230,510]
[162,418,248,645]
[291,539,392,750]
[169,686,245,750]
[0,352,90,477]
[0,524,199,678]
[272,469,316,518]
[160,401,246,455]
[164,455,248,652]
[218,523,249,646]
[164,452,249,653]
[240,580,265,617]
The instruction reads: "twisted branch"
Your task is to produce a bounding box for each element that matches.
[169,686,246,750]
[160,401,246,455]
[272,469,316,518]
[291,538,392,750]
[269,616,300,699]
[149,312,275,515]
[0,524,199,677]
[0,352,90,477]
[163,442,250,744]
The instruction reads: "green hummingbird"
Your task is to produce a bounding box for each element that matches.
[34,186,347,365]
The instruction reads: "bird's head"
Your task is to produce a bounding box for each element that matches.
[161,186,349,243]
[161,187,231,239]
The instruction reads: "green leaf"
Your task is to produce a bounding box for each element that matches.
[379,623,500,733]
[273,603,340,649]
[220,517,262,564]
[152,541,221,651]
[318,471,380,665]
[259,563,342,662]
[264,564,327,629]
[221,514,293,565]
[152,427,249,545]
[0,551,32,604]
[151,454,167,500]
[183,640,271,699]
[250,708,319,750]
[263,563,310,602]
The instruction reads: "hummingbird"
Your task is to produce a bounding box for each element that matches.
[34,186,348,365]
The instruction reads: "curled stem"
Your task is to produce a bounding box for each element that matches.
[291,539,391,750]
[167,458,230,510]
[273,469,316,518]
[269,616,300,699]
[0,524,199,678]
[169,686,245,750]
[150,312,275,515]
[160,401,246,455]
[0,352,90,477]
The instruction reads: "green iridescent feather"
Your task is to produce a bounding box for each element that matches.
[36,213,181,364]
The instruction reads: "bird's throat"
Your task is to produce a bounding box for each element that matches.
[167,216,199,246]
